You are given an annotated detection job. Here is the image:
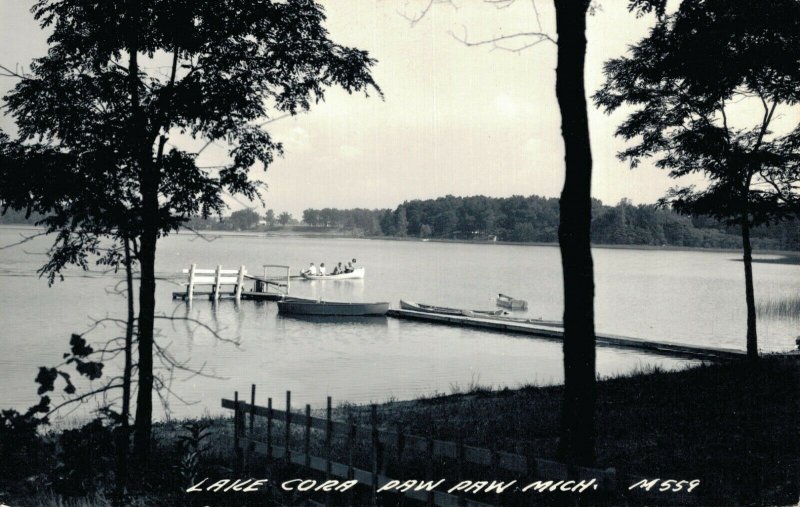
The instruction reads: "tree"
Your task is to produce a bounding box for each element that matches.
[550,0,597,465]
[278,211,293,226]
[403,0,677,465]
[394,206,409,236]
[265,209,276,227]
[2,0,380,462]
[594,0,800,359]
[302,208,319,226]
[228,208,260,231]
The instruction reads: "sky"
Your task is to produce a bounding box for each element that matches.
[0,0,786,217]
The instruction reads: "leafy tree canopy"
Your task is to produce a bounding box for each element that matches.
[594,0,800,225]
[1,0,381,268]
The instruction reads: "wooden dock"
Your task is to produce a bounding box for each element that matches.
[172,263,290,302]
[386,309,746,361]
[172,290,284,302]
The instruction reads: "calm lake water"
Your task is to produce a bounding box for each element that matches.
[0,226,797,420]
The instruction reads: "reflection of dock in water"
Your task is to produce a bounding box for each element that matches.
[386,309,747,361]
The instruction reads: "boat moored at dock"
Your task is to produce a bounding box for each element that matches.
[400,300,505,317]
[400,299,561,327]
[277,297,388,316]
[496,293,528,310]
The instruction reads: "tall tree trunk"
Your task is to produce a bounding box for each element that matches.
[133,226,157,461]
[124,0,158,462]
[554,0,596,466]
[741,216,758,359]
[122,238,135,426]
[115,238,135,500]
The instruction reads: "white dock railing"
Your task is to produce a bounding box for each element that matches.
[182,264,247,301]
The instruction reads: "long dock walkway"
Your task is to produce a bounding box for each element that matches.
[386,309,746,361]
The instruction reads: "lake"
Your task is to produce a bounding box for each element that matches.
[0,226,797,420]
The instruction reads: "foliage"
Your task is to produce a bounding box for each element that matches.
[264,208,276,227]
[594,0,800,357]
[593,0,800,227]
[1,0,381,459]
[0,397,51,477]
[277,211,293,226]
[174,421,211,491]
[374,195,799,249]
[53,419,116,497]
[303,207,384,235]
[227,208,260,231]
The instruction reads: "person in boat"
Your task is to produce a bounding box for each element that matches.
[344,262,353,273]
[302,262,318,276]
[333,262,344,275]
[319,263,327,276]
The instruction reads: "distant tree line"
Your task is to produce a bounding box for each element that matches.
[319,195,799,250]
[302,208,383,236]
[395,195,799,250]
[5,197,796,250]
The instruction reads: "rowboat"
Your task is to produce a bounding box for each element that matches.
[277,298,388,316]
[496,293,528,311]
[300,267,365,280]
[400,299,562,328]
[400,300,505,317]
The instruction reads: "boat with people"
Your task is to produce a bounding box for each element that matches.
[400,299,561,327]
[496,293,528,310]
[300,267,365,280]
[300,258,364,280]
[277,297,388,316]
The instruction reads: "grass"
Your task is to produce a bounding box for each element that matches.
[335,357,799,505]
[757,294,800,321]
[2,357,797,506]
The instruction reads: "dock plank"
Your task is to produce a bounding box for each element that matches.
[386,309,745,361]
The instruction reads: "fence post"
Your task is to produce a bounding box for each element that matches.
[186,263,196,301]
[267,397,273,462]
[490,440,500,507]
[213,264,222,300]
[456,430,465,507]
[396,423,406,507]
[235,265,245,300]
[247,384,256,472]
[325,396,332,507]
[304,404,312,468]
[233,390,242,473]
[347,410,356,507]
[426,436,434,507]
[285,391,292,464]
[371,404,379,507]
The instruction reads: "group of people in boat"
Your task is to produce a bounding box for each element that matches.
[302,258,358,277]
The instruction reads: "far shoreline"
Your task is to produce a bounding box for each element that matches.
[2,223,799,259]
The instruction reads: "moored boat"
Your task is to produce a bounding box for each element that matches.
[496,293,528,310]
[277,297,388,316]
[400,299,561,327]
[400,300,505,317]
[300,267,365,280]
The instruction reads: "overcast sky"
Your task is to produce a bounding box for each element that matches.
[0,0,744,216]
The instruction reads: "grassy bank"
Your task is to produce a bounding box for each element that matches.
[342,355,799,505]
[2,356,797,505]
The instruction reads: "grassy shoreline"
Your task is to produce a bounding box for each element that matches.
[3,356,797,505]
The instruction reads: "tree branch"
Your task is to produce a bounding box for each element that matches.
[449,28,555,52]
[399,0,458,26]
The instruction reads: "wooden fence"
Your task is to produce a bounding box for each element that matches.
[221,387,617,507]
